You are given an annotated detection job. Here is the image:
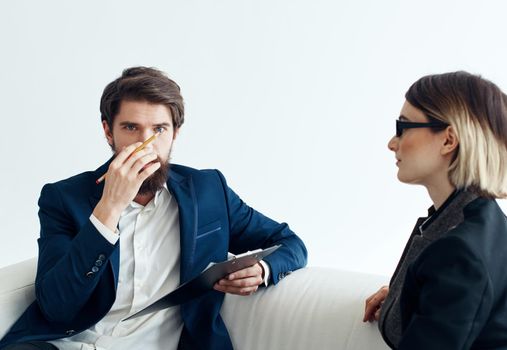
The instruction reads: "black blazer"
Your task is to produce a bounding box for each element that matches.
[398,197,507,349]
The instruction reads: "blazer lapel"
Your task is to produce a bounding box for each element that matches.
[168,170,198,284]
[421,191,478,240]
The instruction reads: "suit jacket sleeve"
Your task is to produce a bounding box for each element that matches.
[215,170,308,284]
[399,236,493,350]
[35,183,117,324]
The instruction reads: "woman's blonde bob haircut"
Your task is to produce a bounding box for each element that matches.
[406,71,507,199]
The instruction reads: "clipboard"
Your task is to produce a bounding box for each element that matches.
[123,244,281,321]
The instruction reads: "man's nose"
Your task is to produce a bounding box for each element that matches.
[139,130,156,150]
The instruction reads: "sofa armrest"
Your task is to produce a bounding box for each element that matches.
[221,267,390,350]
[0,258,37,339]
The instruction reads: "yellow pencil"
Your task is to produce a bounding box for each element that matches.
[96,132,160,184]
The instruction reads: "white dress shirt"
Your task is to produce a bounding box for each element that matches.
[50,187,182,350]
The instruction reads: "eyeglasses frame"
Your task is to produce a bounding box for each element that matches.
[396,119,449,137]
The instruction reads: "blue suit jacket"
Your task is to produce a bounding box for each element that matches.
[0,161,307,349]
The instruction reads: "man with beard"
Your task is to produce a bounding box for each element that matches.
[0,67,307,350]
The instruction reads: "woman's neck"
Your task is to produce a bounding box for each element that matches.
[425,177,456,210]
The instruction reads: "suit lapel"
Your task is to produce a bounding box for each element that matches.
[421,191,478,240]
[168,170,198,283]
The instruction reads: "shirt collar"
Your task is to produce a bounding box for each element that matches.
[121,184,170,216]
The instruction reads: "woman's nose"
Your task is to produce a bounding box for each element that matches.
[387,135,398,152]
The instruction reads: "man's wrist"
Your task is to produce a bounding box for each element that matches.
[90,214,120,244]
[92,200,122,232]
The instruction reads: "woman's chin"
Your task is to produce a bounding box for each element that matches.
[397,171,413,184]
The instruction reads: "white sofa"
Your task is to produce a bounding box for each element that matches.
[0,258,390,350]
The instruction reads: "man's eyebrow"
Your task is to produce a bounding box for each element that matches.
[153,122,172,127]
[119,121,139,126]
[117,122,172,127]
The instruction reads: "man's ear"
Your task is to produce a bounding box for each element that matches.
[102,120,114,147]
[441,126,459,156]
[173,127,180,141]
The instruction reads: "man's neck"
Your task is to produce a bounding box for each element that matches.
[134,193,156,206]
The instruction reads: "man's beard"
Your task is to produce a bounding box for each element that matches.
[138,155,170,195]
[111,142,171,196]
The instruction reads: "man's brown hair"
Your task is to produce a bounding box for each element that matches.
[100,66,185,129]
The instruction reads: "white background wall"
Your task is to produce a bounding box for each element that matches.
[1,0,506,276]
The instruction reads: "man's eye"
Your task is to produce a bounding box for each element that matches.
[155,126,166,133]
[125,125,136,131]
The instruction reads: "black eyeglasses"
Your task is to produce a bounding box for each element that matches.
[396,119,448,137]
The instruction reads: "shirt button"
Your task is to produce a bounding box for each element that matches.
[95,259,103,267]
[92,266,99,273]
[98,254,106,261]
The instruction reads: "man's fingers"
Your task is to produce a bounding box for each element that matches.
[137,162,161,181]
[123,143,158,167]
[215,265,264,294]
[129,151,158,174]
[217,275,262,288]
[227,264,262,280]
[111,142,143,166]
[213,283,259,295]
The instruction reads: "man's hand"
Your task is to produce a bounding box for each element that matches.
[213,263,264,296]
[363,285,389,322]
[92,143,161,231]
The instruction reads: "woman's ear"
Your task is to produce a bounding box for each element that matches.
[441,126,459,156]
[102,120,114,147]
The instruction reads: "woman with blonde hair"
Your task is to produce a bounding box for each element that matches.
[364,71,507,349]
